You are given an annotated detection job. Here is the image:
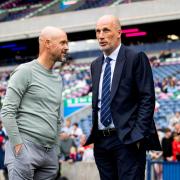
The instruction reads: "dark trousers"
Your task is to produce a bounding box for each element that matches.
[94,134,146,180]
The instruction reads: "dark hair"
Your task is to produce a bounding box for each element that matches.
[164,128,171,133]
[73,122,78,127]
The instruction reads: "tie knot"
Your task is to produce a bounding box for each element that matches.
[105,57,112,64]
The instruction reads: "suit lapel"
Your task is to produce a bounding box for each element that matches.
[93,55,104,107]
[110,44,126,103]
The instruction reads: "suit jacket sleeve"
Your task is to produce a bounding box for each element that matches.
[90,62,96,114]
[131,52,155,140]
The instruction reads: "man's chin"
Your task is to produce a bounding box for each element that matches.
[100,46,109,51]
[100,47,111,55]
[59,57,67,62]
[56,55,67,62]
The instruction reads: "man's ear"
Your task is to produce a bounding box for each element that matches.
[118,30,121,38]
[45,39,51,49]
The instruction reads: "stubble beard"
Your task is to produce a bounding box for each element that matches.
[100,45,112,56]
[60,54,68,62]
[54,53,68,63]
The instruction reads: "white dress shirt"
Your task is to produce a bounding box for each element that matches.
[98,44,121,130]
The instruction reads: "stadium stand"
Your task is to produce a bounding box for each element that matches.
[0,0,153,21]
[0,0,52,21]
[61,62,91,99]
[76,0,116,10]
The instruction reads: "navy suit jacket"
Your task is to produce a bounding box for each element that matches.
[85,44,161,150]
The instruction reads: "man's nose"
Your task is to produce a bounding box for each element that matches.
[99,31,105,38]
[64,44,69,51]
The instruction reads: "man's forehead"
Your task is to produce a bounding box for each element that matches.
[40,29,67,41]
[54,34,68,41]
[96,15,120,30]
[96,19,116,28]
[96,22,112,29]
[97,18,112,25]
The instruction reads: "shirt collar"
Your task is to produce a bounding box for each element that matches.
[104,43,121,62]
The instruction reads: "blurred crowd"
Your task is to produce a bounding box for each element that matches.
[149,122,180,180]
[149,50,180,67]
[154,76,180,100]
[59,118,94,164]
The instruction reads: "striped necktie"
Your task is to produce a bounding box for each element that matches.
[100,57,112,127]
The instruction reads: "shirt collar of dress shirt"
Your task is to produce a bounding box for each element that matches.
[103,43,121,62]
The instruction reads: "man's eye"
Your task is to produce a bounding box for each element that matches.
[103,29,109,33]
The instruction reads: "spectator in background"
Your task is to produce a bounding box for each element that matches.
[167,77,178,94]
[70,123,83,138]
[159,50,172,62]
[76,134,87,161]
[169,112,180,129]
[172,133,180,161]
[154,78,162,90]
[62,118,72,135]
[149,130,163,180]
[161,78,168,93]
[76,134,95,161]
[161,128,173,161]
[172,122,180,135]
[59,131,76,162]
[149,56,160,67]
[149,56,157,66]
[70,122,83,146]
[69,146,77,162]
[159,51,166,62]
[82,144,94,162]
[149,150,163,180]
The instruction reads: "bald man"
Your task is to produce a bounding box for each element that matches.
[85,15,161,179]
[1,26,68,180]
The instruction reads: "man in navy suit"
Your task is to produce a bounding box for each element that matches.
[85,15,161,180]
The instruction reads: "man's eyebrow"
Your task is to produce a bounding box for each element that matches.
[96,27,110,31]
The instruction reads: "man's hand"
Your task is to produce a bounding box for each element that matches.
[14,144,23,156]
